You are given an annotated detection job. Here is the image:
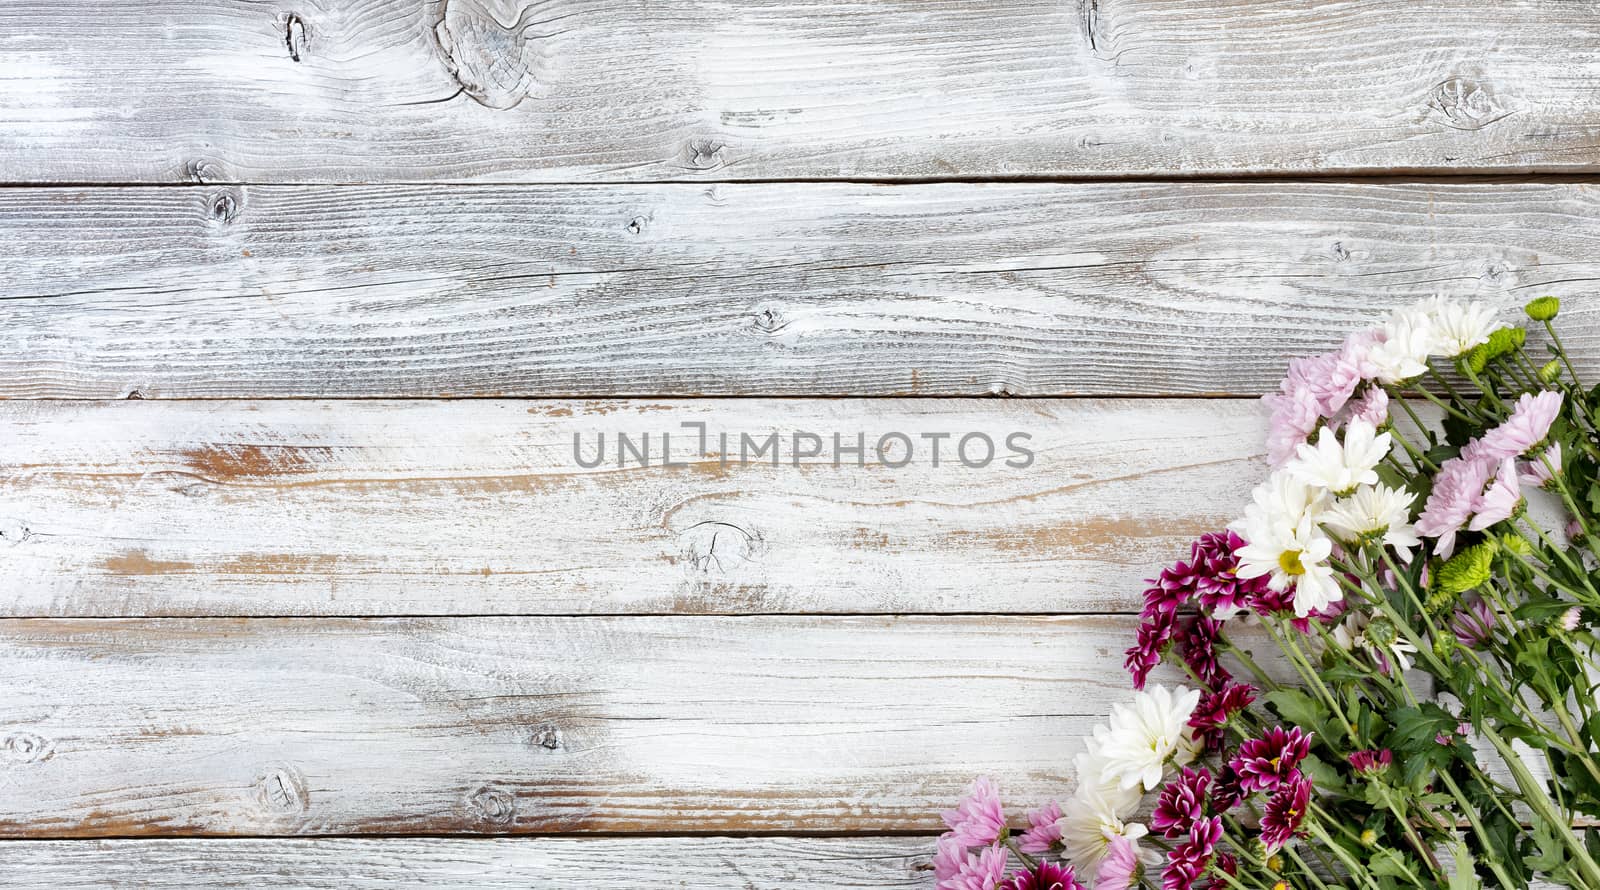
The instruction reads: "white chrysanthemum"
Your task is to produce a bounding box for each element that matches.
[1231,470,1340,616]
[1365,306,1434,384]
[1416,297,1502,358]
[1287,419,1391,496]
[1321,483,1421,557]
[1057,783,1148,873]
[1084,686,1201,792]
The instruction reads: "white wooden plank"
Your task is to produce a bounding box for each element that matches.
[3,181,1598,397]
[0,398,1260,616]
[0,837,938,888]
[3,0,1600,181]
[0,614,1180,836]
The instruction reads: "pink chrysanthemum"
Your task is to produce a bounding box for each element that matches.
[1520,442,1563,490]
[1095,834,1141,890]
[1230,727,1312,793]
[1450,597,1497,648]
[1469,391,1563,461]
[1335,384,1389,431]
[1001,862,1086,890]
[942,778,1006,848]
[1018,801,1063,855]
[1152,767,1212,838]
[1347,748,1393,777]
[1468,458,1522,531]
[1188,683,1257,752]
[1263,384,1323,468]
[935,836,969,886]
[942,844,1009,890]
[1416,455,1493,559]
[1259,773,1313,852]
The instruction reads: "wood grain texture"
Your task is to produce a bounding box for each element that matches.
[0,837,940,888]
[5,181,1600,397]
[0,398,1261,616]
[0,614,1239,836]
[4,0,1600,181]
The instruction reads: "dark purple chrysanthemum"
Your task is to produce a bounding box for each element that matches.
[1189,531,1268,614]
[1209,765,1245,813]
[1125,609,1178,691]
[1000,861,1086,890]
[1162,816,1222,890]
[1152,767,1212,838]
[1176,615,1230,689]
[1347,749,1393,777]
[1230,726,1313,793]
[1188,683,1257,752]
[1259,773,1313,852]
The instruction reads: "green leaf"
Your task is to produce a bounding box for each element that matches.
[1447,841,1483,890]
[1263,689,1332,740]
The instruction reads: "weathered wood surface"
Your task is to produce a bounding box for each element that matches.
[5,181,1599,398]
[0,614,1216,836]
[4,1,1600,182]
[0,398,1260,616]
[0,837,940,888]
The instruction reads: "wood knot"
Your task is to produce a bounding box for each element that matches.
[434,0,556,110]
[1426,77,1513,131]
[185,158,224,184]
[625,216,647,236]
[752,306,788,334]
[0,519,33,547]
[0,732,53,765]
[681,521,759,575]
[253,764,309,814]
[209,191,239,224]
[283,13,308,62]
[683,138,729,171]
[530,723,562,751]
[467,785,517,824]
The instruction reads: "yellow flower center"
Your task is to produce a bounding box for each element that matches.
[1278,550,1306,576]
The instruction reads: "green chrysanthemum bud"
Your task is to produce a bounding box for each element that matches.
[1501,532,1533,556]
[1482,327,1527,364]
[1360,828,1379,847]
[1436,541,1496,594]
[1526,296,1560,322]
[1459,345,1490,375]
[1537,358,1562,384]
[1433,634,1458,663]
[1425,584,1459,615]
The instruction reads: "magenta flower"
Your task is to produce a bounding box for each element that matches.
[1152,767,1213,838]
[1128,532,1270,688]
[1231,726,1312,793]
[1470,391,1563,461]
[1189,530,1269,614]
[1259,773,1313,852]
[1209,766,1245,813]
[1125,611,1177,691]
[1001,862,1086,890]
[1450,597,1497,648]
[1018,801,1063,855]
[1347,748,1393,776]
[1416,455,1493,559]
[1468,458,1522,531]
[1095,834,1141,890]
[1162,816,1222,890]
[941,844,1009,890]
[1176,615,1230,689]
[942,778,1006,847]
[1204,852,1239,890]
[1188,683,1257,752]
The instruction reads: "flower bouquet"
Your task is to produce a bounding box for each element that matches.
[935,297,1600,890]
